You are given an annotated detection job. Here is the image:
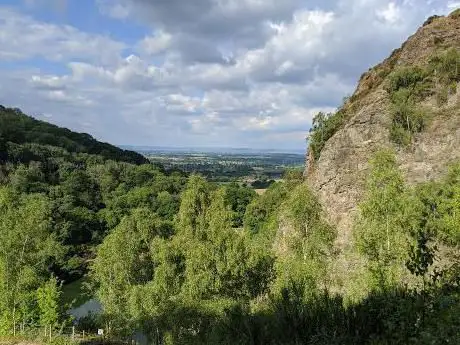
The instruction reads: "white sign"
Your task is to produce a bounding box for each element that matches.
[98,329,104,336]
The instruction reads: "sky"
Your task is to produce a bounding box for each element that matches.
[0,0,458,151]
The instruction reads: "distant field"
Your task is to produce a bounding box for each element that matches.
[140,149,305,183]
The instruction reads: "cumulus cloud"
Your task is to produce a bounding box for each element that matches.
[0,0,456,150]
[139,31,172,56]
[0,8,125,65]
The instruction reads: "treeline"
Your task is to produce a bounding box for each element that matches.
[0,106,148,165]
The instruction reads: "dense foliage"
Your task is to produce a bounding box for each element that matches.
[1,106,460,344]
[88,150,460,345]
[0,106,190,333]
[0,106,148,165]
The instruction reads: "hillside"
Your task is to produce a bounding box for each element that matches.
[0,105,148,165]
[0,105,187,283]
[306,10,460,248]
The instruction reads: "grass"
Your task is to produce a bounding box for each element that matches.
[61,277,92,310]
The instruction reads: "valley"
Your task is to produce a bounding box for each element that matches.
[0,6,460,345]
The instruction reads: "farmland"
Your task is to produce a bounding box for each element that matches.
[130,147,305,184]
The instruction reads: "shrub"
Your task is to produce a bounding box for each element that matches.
[423,15,441,26]
[390,124,412,146]
[386,65,435,145]
[429,48,460,84]
[389,88,428,145]
[436,87,449,106]
[448,81,457,95]
[308,110,347,160]
[388,66,427,94]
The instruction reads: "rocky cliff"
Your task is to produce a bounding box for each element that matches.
[305,10,460,249]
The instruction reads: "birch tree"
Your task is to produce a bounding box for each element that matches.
[0,187,60,334]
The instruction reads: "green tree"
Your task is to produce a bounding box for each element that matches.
[176,175,213,240]
[353,150,415,288]
[37,277,62,329]
[92,208,171,333]
[156,191,179,221]
[223,183,256,228]
[0,187,61,334]
[243,182,290,236]
[273,183,336,295]
[0,136,7,163]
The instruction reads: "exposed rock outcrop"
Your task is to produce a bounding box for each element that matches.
[305,11,460,249]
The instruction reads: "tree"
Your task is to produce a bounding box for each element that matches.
[37,277,62,329]
[176,175,213,240]
[273,183,336,295]
[243,182,289,235]
[0,187,61,334]
[223,183,256,228]
[0,136,7,163]
[92,209,169,333]
[155,191,179,221]
[353,150,415,288]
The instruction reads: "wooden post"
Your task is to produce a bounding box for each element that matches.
[83,330,85,340]
[49,325,52,341]
[72,326,75,340]
[13,307,16,337]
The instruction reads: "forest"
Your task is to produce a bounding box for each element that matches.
[0,104,459,344]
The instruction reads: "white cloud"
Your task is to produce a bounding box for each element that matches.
[376,3,401,23]
[0,8,125,65]
[0,0,454,149]
[139,31,172,55]
[30,75,69,90]
[447,2,460,9]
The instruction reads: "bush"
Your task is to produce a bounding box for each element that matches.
[388,66,427,94]
[308,110,347,160]
[389,88,428,145]
[429,48,460,84]
[436,87,449,106]
[390,124,413,146]
[448,81,457,95]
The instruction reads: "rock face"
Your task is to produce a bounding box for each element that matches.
[305,12,460,249]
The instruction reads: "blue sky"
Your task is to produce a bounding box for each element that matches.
[0,0,457,150]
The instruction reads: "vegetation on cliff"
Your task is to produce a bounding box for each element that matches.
[307,42,460,160]
[387,48,460,144]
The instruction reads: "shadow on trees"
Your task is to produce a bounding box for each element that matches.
[159,281,460,345]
